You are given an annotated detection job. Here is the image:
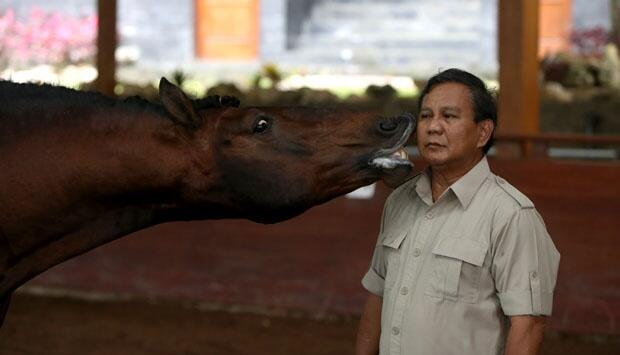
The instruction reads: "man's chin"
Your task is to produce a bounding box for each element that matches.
[420,153,449,167]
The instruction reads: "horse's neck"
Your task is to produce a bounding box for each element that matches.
[0,205,159,297]
[0,107,189,256]
[0,107,204,296]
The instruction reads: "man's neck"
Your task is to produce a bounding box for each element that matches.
[430,153,484,202]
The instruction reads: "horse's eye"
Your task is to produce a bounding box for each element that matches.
[253,118,271,134]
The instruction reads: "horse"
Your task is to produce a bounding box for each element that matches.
[0,78,414,325]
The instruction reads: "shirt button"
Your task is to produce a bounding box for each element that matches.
[412,248,421,257]
[392,326,400,335]
[400,287,409,295]
[425,212,433,219]
[531,271,538,278]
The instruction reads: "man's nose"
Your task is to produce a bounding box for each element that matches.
[425,116,443,134]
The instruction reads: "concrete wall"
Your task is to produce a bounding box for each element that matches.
[0,0,93,18]
[0,0,614,76]
[573,0,611,30]
[117,0,193,65]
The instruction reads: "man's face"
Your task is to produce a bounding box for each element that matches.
[416,82,492,170]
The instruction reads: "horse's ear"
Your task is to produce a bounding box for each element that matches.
[159,77,202,129]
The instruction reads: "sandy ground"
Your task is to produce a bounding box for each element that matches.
[1,293,619,355]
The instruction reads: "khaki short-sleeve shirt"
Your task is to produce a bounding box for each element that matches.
[362,157,560,355]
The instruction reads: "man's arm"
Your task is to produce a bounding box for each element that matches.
[355,293,382,355]
[504,315,546,355]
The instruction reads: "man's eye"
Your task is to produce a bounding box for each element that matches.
[419,113,431,119]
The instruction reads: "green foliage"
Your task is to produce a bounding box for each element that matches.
[252,63,283,89]
[206,82,245,102]
[365,84,397,99]
[171,69,188,87]
[542,52,602,89]
[599,44,620,89]
[563,59,597,88]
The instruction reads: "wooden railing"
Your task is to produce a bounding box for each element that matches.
[494,133,620,158]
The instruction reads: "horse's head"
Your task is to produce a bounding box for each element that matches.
[159,78,414,223]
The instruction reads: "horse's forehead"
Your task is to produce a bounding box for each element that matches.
[252,107,341,121]
[213,107,370,129]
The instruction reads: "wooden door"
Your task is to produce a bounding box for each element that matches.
[539,0,572,57]
[195,0,259,59]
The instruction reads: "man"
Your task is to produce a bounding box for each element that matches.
[356,68,560,355]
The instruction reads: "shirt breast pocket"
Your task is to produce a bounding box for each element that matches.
[380,230,407,292]
[425,237,489,303]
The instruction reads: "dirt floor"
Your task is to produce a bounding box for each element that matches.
[1,293,619,355]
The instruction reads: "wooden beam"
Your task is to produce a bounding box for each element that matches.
[498,0,540,156]
[95,0,117,96]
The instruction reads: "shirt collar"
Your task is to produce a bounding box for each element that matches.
[413,171,433,206]
[412,156,491,208]
[449,156,491,208]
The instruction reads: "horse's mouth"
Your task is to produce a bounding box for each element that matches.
[369,116,414,170]
[369,147,411,169]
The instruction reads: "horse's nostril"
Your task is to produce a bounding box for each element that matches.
[379,118,398,132]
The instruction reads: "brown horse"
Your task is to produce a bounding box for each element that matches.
[0,78,414,325]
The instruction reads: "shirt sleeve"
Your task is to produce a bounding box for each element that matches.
[492,207,560,316]
[362,245,387,296]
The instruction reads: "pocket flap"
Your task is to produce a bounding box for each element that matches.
[432,238,488,266]
[380,230,408,249]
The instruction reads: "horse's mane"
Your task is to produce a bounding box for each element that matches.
[0,80,240,115]
[0,80,156,113]
[0,81,241,144]
[0,80,103,101]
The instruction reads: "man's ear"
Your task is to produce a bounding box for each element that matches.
[477,119,494,148]
[159,77,202,129]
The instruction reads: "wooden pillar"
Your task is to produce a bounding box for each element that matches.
[498,0,540,156]
[611,0,620,47]
[95,0,117,96]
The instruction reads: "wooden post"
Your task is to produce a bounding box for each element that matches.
[611,0,620,47]
[498,0,540,157]
[95,0,117,97]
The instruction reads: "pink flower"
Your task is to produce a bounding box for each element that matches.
[0,6,97,66]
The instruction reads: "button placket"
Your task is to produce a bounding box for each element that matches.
[388,224,414,354]
[387,204,440,355]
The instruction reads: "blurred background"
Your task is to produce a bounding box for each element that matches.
[1,1,619,354]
